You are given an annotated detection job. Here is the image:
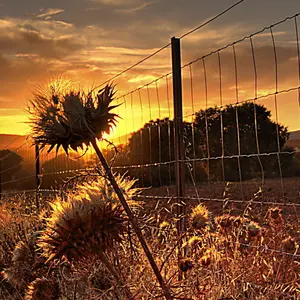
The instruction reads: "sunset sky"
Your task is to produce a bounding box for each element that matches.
[1,0,300,137]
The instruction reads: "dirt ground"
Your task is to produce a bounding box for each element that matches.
[140,177,300,238]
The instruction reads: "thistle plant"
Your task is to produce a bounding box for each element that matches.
[190,204,209,231]
[25,277,59,300]
[39,176,138,262]
[28,81,172,299]
[28,82,118,154]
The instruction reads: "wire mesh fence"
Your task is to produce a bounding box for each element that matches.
[0,12,299,205]
[0,9,300,298]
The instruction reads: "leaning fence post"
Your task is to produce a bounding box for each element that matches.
[171,37,186,237]
[35,144,40,210]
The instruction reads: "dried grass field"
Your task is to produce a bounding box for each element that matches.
[0,176,299,300]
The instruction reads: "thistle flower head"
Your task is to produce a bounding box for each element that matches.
[28,80,119,154]
[179,258,194,272]
[200,253,211,267]
[190,204,209,230]
[38,176,140,263]
[268,207,282,220]
[25,278,59,300]
[215,214,232,229]
[159,221,170,229]
[187,236,202,248]
[2,240,38,289]
[268,207,283,225]
[245,221,261,237]
[282,236,297,253]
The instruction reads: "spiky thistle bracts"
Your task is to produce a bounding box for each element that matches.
[38,176,140,263]
[28,83,119,154]
[25,277,59,300]
[190,204,209,230]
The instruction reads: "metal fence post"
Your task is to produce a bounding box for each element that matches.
[0,160,2,201]
[35,144,40,210]
[171,37,186,236]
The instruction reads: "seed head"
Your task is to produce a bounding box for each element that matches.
[28,82,119,154]
[200,255,211,267]
[179,258,194,272]
[215,214,232,229]
[2,241,36,289]
[12,241,30,263]
[268,207,282,220]
[187,236,202,248]
[38,176,139,263]
[230,216,243,227]
[25,278,59,300]
[245,221,261,237]
[282,237,297,253]
[159,221,170,229]
[190,204,209,230]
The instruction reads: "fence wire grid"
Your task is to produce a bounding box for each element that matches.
[1,10,300,298]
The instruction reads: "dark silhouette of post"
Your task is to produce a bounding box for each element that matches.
[0,160,2,201]
[35,144,40,210]
[171,37,186,236]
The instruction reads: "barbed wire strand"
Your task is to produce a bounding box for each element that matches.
[90,0,246,92]
[136,194,300,208]
[179,0,246,39]
[182,12,300,70]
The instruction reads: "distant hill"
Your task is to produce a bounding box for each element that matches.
[0,134,28,150]
[289,130,300,140]
[286,130,300,149]
[0,129,299,152]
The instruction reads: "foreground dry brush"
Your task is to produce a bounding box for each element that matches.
[0,178,299,299]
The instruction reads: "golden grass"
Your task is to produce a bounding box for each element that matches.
[0,179,299,299]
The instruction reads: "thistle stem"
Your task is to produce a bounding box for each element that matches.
[98,249,132,299]
[91,139,173,300]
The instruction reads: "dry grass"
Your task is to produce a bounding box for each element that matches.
[0,177,299,299]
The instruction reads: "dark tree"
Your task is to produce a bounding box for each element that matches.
[0,150,23,187]
[128,118,194,186]
[194,102,290,180]
[41,154,86,187]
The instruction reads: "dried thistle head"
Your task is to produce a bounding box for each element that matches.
[187,236,202,248]
[12,241,30,263]
[230,216,244,227]
[190,204,209,230]
[268,207,282,220]
[215,214,232,229]
[245,221,261,237]
[88,267,113,292]
[200,254,211,267]
[28,80,119,154]
[2,240,37,289]
[38,176,140,263]
[25,278,59,300]
[282,236,297,253]
[267,207,283,225]
[179,258,194,272]
[159,221,170,229]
